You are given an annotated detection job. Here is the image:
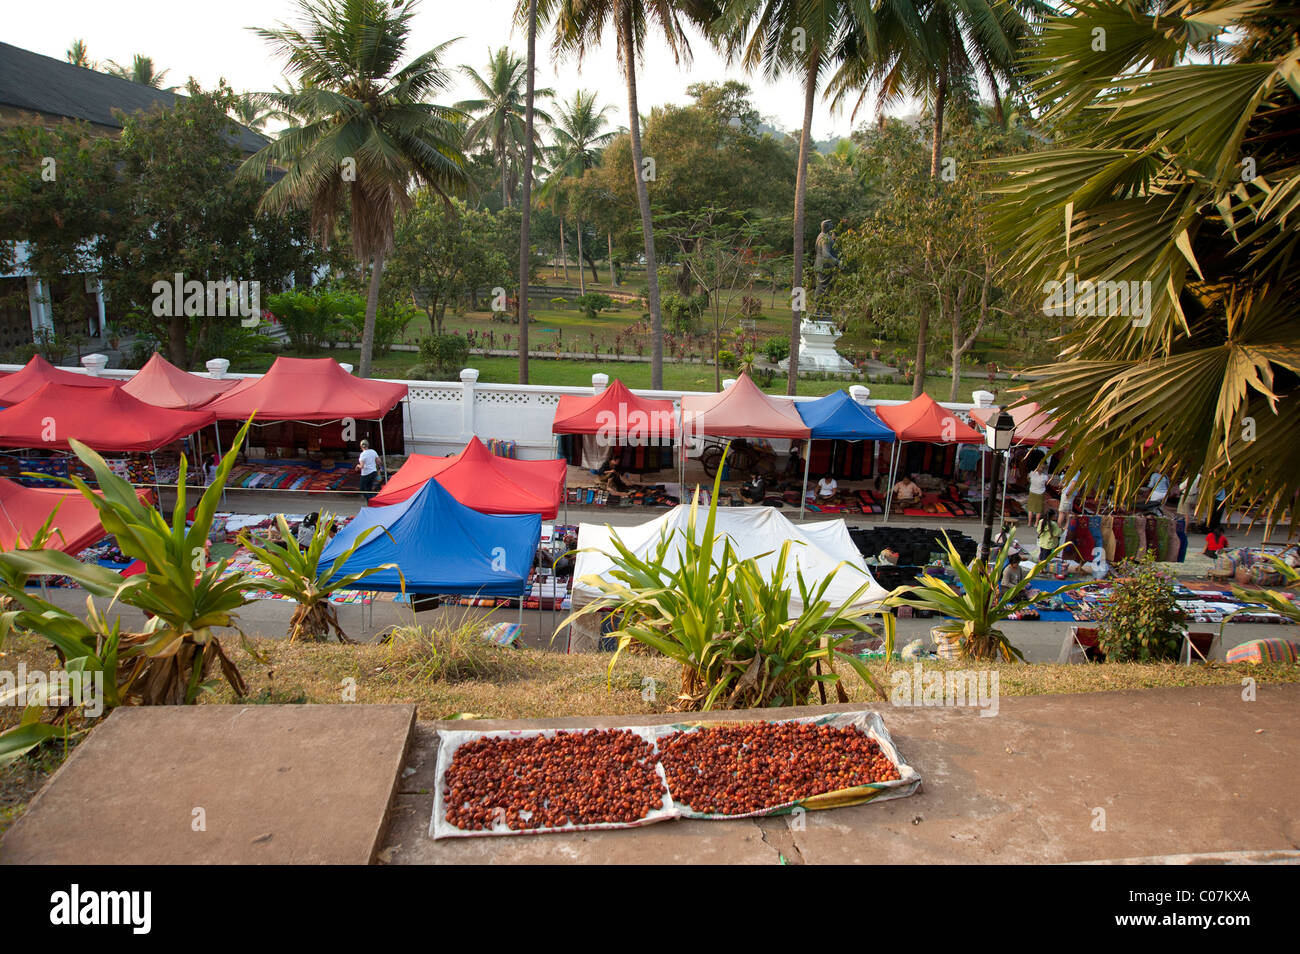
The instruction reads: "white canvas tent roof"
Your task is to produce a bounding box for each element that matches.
[572,505,890,614]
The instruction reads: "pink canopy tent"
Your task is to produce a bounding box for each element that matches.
[122,353,240,410]
[0,355,118,407]
[970,401,1061,447]
[875,394,983,520]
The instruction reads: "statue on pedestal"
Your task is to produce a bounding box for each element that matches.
[813,219,840,300]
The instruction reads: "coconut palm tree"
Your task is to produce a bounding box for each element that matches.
[543,90,617,294]
[519,0,542,384]
[458,48,555,208]
[827,0,1044,179]
[713,0,872,394]
[66,40,94,69]
[987,0,1300,527]
[242,0,471,378]
[105,53,174,89]
[524,0,706,390]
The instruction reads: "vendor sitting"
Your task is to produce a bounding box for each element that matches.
[1203,530,1229,557]
[816,473,840,503]
[893,474,923,506]
[596,454,631,493]
[739,472,768,504]
[1000,553,1027,593]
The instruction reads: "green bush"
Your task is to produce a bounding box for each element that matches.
[1097,552,1187,662]
[662,292,706,334]
[341,299,417,356]
[716,349,738,370]
[573,292,613,322]
[762,336,791,363]
[265,288,362,352]
[418,334,470,380]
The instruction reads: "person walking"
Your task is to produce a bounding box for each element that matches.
[1026,460,1050,524]
[356,440,380,500]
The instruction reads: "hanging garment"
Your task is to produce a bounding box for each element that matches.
[1175,515,1188,562]
[1157,518,1174,562]
[1144,515,1159,557]
[1122,515,1139,559]
[1075,515,1096,562]
[1111,515,1127,563]
[1101,514,1117,562]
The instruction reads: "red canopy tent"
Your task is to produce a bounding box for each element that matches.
[680,373,810,440]
[0,478,153,555]
[0,355,119,407]
[371,436,566,517]
[875,394,983,520]
[122,353,240,410]
[970,401,1060,446]
[0,381,215,453]
[552,379,677,439]
[206,357,408,422]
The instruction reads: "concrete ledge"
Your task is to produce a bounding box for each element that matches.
[382,685,1300,864]
[1,704,416,865]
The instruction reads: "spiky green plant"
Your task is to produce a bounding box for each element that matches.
[560,445,893,710]
[239,514,397,642]
[887,533,1082,661]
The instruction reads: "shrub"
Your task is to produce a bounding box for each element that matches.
[661,292,706,334]
[265,289,345,352]
[762,336,791,364]
[419,334,470,379]
[561,452,891,709]
[1096,552,1187,662]
[716,349,738,370]
[574,292,613,322]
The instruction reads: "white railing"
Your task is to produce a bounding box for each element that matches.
[1,357,981,460]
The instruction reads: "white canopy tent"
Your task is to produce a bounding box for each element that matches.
[567,506,890,650]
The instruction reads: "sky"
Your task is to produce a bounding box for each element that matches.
[6,0,883,141]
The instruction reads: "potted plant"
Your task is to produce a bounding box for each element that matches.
[887,534,1083,661]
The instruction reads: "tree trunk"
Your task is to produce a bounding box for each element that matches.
[788,54,820,396]
[621,6,664,389]
[168,317,188,369]
[608,233,617,285]
[359,251,385,378]
[560,215,569,283]
[518,0,538,384]
[576,217,586,295]
[912,295,929,399]
[501,140,510,209]
[930,73,948,179]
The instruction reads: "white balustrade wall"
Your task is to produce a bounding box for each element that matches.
[2,358,981,460]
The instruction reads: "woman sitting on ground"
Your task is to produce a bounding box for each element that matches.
[816,473,839,503]
[893,474,923,506]
[596,454,631,493]
[739,472,767,504]
[1203,530,1229,557]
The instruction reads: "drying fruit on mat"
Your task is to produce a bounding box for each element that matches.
[659,721,901,816]
[442,729,667,831]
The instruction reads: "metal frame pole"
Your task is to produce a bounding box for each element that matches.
[884,441,902,523]
[799,437,812,519]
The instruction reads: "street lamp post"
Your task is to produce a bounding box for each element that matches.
[980,407,1017,560]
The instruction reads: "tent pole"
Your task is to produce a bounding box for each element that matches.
[799,438,812,519]
[150,452,162,515]
[884,441,901,523]
[213,424,227,508]
[378,417,388,484]
[980,446,986,526]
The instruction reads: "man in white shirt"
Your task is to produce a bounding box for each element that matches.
[356,439,380,500]
[816,474,839,502]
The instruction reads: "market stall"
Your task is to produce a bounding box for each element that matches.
[875,394,983,521]
[969,401,1060,447]
[205,357,409,485]
[371,436,566,517]
[321,476,541,612]
[0,355,119,407]
[795,389,897,517]
[678,373,810,494]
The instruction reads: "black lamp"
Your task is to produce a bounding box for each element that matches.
[981,407,1017,559]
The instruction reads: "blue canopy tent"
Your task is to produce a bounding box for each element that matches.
[321,477,541,617]
[795,390,898,518]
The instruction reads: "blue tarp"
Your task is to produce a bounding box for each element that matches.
[796,390,897,441]
[321,477,541,596]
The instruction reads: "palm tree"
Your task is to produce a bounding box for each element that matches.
[544,90,617,294]
[66,40,94,69]
[243,0,471,378]
[518,0,541,384]
[714,0,870,395]
[105,53,174,89]
[457,48,555,208]
[987,0,1300,527]
[524,0,704,390]
[827,0,1042,179]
